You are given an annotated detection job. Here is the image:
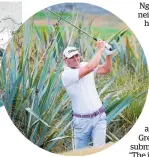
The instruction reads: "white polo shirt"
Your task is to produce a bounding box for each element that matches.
[61,62,102,115]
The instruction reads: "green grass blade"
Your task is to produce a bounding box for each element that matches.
[107,96,133,124]
[1,51,6,87]
[5,72,23,111]
[25,107,49,127]
[107,27,128,43]
[98,72,120,96]
[0,100,4,107]
[46,121,72,151]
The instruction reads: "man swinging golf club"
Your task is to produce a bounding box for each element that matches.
[61,40,116,150]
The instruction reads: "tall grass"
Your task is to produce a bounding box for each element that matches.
[0,9,148,153]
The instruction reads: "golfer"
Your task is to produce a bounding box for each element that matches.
[61,41,116,149]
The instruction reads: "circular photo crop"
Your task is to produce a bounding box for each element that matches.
[0,2,148,155]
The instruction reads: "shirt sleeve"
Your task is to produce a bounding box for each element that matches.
[81,61,98,77]
[61,69,79,87]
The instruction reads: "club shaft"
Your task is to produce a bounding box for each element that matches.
[47,9,97,41]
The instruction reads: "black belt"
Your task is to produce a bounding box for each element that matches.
[72,107,104,118]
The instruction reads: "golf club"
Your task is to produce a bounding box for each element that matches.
[46,8,113,51]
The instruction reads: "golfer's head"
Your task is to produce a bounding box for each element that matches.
[63,47,80,68]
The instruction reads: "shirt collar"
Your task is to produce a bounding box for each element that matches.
[64,65,70,70]
[64,64,80,70]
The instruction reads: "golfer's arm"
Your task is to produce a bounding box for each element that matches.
[95,64,111,75]
[79,49,103,79]
[95,55,113,75]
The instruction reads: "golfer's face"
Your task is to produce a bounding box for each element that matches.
[65,54,80,68]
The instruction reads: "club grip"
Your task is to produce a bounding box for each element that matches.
[95,38,113,51]
[105,43,112,50]
[93,37,98,41]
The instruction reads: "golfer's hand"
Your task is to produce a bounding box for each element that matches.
[97,40,106,52]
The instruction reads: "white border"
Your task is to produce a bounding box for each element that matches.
[0,0,149,157]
